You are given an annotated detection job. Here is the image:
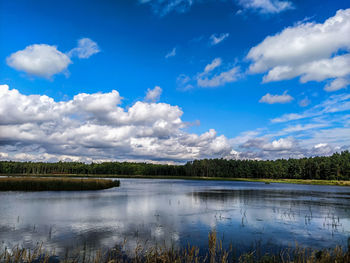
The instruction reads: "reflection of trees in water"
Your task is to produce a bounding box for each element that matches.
[189,189,350,233]
[190,189,350,211]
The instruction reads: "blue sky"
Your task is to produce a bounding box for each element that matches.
[0,0,350,163]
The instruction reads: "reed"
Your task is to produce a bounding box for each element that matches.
[0,231,349,262]
[0,177,120,191]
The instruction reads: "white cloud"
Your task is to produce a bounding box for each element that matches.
[324,78,350,92]
[281,123,327,134]
[264,137,294,151]
[0,84,235,163]
[262,54,350,83]
[236,126,349,159]
[237,0,294,14]
[68,38,100,59]
[2,84,349,162]
[7,38,100,79]
[247,9,350,90]
[140,0,293,16]
[6,44,72,78]
[0,84,122,125]
[197,66,240,88]
[209,33,229,46]
[314,143,328,149]
[312,143,337,156]
[270,113,304,123]
[145,86,162,102]
[204,58,222,73]
[241,137,295,151]
[238,136,302,159]
[176,74,194,90]
[259,91,293,104]
[230,92,350,159]
[139,0,195,16]
[271,93,350,123]
[165,47,176,58]
[0,152,9,159]
[177,58,240,89]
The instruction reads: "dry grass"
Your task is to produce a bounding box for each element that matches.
[0,177,120,191]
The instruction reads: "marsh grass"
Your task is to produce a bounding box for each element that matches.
[0,177,120,191]
[1,231,349,263]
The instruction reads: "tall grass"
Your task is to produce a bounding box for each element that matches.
[0,231,349,262]
[0,177,120,191]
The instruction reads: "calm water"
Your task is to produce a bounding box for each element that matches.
[0,178,350,255]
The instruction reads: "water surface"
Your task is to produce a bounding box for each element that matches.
[0,178,349,255]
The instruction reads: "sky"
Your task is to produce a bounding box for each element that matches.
[0,0,350,163]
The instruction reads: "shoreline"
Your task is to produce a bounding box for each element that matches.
[1,174,350,186]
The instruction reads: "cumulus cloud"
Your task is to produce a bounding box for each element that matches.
[145,86,162,102]
[237,0,294,14]
[165,47,176,58]
[7,38,99,79]
[259,91,293,104]
[6,44,72,78]
[2,83,349,162]
[0,84,236,163]
[68,38,100,59]
[247,9,350,90]
[209,33,229,46]
[262,54,350,83]
[265,137,295,150]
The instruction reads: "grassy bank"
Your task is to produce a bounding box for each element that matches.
[0,177,120,191]
[1,231,349,263]
[228,177,350,186]
[2,174,350,187]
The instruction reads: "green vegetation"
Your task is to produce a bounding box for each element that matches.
[1,151,350,181]
[1,231,349,262]
[0,177,119,191]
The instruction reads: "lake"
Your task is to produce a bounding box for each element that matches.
[0,178,350,256]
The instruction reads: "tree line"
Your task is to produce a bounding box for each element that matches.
[0,151,349,180]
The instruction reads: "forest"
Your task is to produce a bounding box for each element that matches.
[0,151,349,180]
